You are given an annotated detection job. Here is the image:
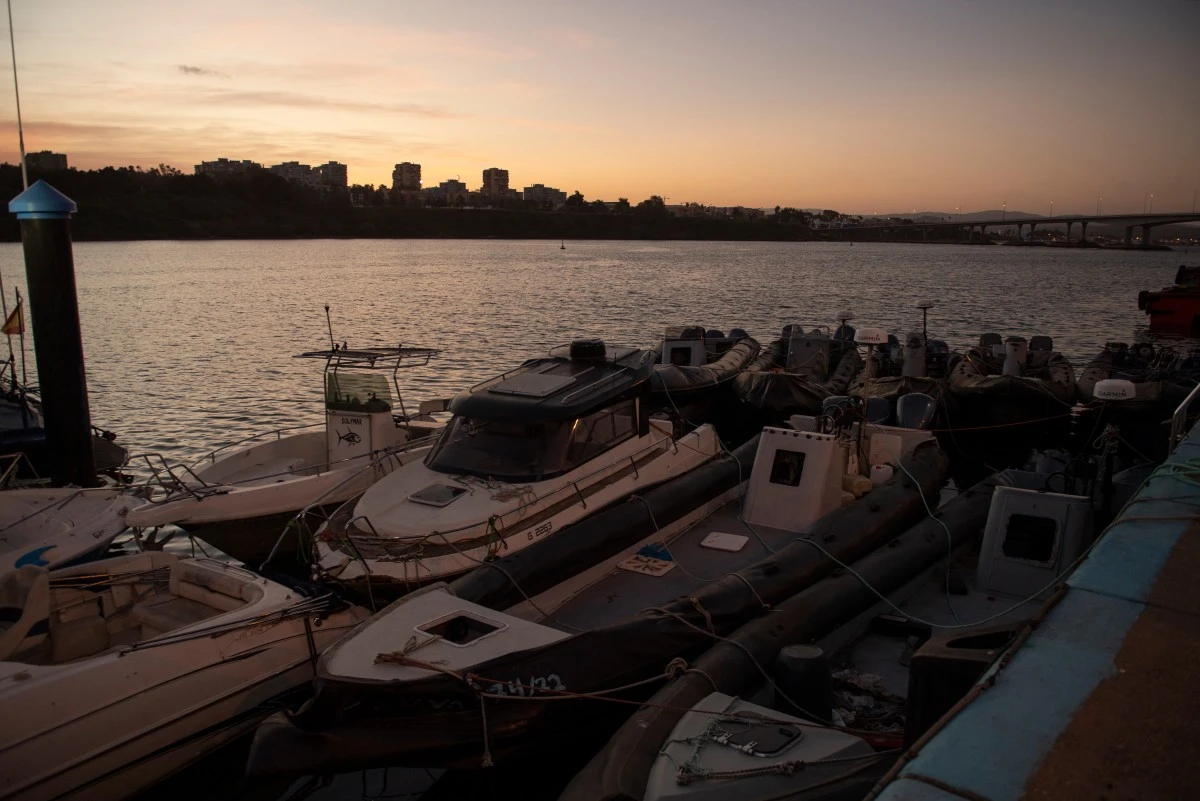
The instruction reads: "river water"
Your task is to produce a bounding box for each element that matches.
[0,238,1190,800]
[0,239,1187,463]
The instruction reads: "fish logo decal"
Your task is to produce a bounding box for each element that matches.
[337,429,362,446]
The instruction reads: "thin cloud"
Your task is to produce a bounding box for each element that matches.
[178,65,227,78]
[186,88,463,119]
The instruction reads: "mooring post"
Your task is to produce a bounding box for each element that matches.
[8,180,97,487]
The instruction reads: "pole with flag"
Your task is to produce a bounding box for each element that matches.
[1,288,27,425]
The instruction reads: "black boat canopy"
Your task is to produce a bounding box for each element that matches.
[447,343,655,423]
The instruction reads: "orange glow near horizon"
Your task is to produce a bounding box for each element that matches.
[1,0,1197,216]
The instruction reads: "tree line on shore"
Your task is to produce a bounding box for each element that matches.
[0,164,821,242]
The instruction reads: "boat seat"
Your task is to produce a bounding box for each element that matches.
[131,561,261,634]
[50,613,111,663]
[168,561,261,612]
[0,565,50,661]
[130,595,219,636]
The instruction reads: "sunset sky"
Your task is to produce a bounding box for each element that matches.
[2,0,1197,214]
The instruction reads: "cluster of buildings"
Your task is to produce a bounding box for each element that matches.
[18,151,768,220]
[389,162,567,208]
[193,158,348,188]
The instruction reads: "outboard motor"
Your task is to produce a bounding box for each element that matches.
[662,326,707,366]
[1105,341,1130,369]
[1028,335,1054,369]
[980,332,1003,361]
[901,332,927,378]
[1001,336,1028,377]
[729,327,749,339]
[926,339,950,378]
[785,326,831,377]
[896,392,937,429]
[831,321,856,359]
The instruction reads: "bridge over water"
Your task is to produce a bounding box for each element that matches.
[828,212,1200,246]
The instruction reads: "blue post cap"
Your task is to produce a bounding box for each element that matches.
[9,180,77,220]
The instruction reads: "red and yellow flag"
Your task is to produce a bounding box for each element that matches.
[2,303,23,336]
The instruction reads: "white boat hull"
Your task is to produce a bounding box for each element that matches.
[315,422,722,587]
[0,490,143,574]
[0,553,369,800]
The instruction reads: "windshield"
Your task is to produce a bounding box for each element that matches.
[426,401,637,482]
[326,373,393,413]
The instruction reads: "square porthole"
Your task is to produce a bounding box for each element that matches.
[768,448,806,487]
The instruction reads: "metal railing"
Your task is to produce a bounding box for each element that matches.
[1169,382,1200,454]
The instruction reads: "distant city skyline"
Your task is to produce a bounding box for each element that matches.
[1,1,1197,216]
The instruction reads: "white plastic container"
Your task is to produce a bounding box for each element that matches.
[870,463,894,487]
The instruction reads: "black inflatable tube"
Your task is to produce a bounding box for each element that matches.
[561,475,998,801]
[449,434,761,610]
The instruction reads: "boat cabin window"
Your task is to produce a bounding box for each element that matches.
[1001,513,1058,563]
[425,400,638,482]
[565,401,636,465]
[326,373,393,413]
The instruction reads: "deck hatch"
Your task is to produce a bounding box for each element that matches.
[488,373,577,398]
[407,484,469,507]
[417,611,508,646]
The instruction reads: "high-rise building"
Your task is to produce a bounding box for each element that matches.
[25,151,68,172]
[481,167,509,198]
[269,161,317,185]
[195,158,262,179]
[523,183,567,207]
[314,161,348,187]
[392,162,421,192]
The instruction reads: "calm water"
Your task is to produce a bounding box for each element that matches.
[0,239,1189,800]
[0,239,1186,463]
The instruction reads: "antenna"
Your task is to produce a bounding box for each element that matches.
[324,304,335,350]
[916,300,934,348]
[7,0,26,190]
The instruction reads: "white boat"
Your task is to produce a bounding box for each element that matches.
[0,488,144,573]
[127,344,446,567]
[312,339,725,594]
[245,391,948,774]
[0,552,370,801]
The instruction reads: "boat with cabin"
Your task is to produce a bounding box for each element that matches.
[246,388,948,776]
[1137,264,1200,336]
[0,552,370,801]
[126,343,445,567]
[310,339,726,597]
